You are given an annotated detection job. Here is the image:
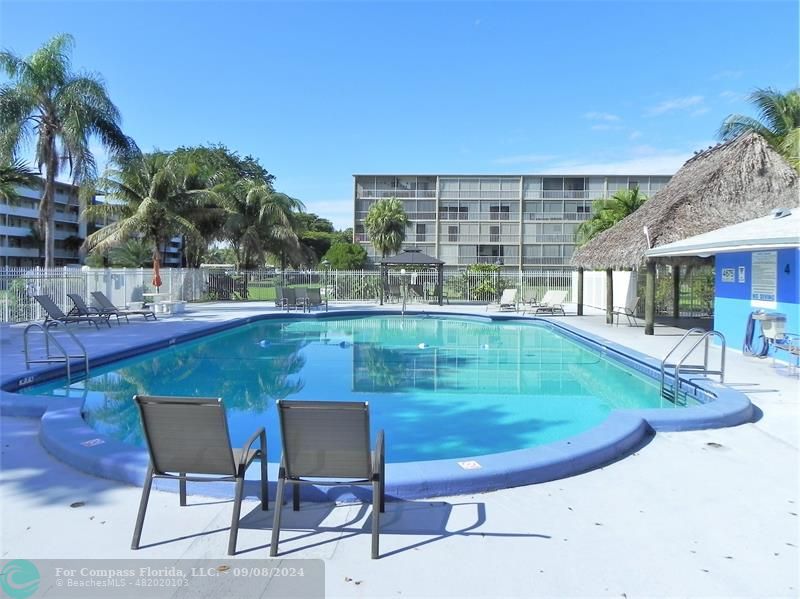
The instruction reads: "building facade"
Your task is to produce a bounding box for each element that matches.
[1,178,183,268]
[353,174,672,270]
[0,179,86,267]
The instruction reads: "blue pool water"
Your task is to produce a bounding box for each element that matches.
[22,315,684,462]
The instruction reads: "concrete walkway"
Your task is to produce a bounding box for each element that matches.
[1,302,797,598]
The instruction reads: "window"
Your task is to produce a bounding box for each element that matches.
[628,180,640,190]
[489,205,511,220]
[489,225,500,243]
[577,205,590,213]
[448,225,458,242]
[416,223,427,242]
[543,177,563,191]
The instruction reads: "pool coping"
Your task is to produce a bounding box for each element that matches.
[0,310,755,501]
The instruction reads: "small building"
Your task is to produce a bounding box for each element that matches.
[646,208,800,353]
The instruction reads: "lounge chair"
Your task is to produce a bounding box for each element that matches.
[34,294,109,329]
[275,287,297,311]
[91,291,157,322]
[67,293,118,326]
[488,288,518,312]
[270,400,385,559]
[130,395,268,556]
[613,296,640,327]
[526,290,567,316]
[304,287,328,312]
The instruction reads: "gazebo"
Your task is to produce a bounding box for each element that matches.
[379,249,445,306]
[571,132,799,334]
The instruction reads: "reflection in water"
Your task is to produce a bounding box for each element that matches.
[24,316,676,462]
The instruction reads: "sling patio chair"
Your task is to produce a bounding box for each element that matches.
[130,395,268,556]
[613,296,640,327]
[270,400,385,559]
[34,294,109,329]
[67,293,118,326]
[525,290,567,316]
[90,291,157,322]
[303,287,328,312]
[275,287,297,311]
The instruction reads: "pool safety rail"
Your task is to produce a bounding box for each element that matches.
[23,322,90,385]
[660,328,726,405]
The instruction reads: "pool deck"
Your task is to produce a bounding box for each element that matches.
[1,302,798,598]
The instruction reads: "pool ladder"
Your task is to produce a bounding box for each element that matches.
[659,328,726,405]
[23,322,90,385]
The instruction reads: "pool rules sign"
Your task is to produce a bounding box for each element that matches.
[751,251,777,309]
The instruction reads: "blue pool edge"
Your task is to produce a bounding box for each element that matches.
[1,310,755,501]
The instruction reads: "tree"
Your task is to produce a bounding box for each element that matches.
[106,239,153,267]
[215,181,303,269]
[0,159,37,202]
[718,87,800,170]
[364,197,409,258]
[576,188,648,246]
[0,33,137,267]
[322,242,367,270]
[82,153,205,263]
[295,212,334,233]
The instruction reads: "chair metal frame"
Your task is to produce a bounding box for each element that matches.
[270,400,385,559]
[130,395,268,556]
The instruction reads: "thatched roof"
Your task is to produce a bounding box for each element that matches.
[572,132,799,270]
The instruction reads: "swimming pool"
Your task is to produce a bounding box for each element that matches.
[23,315,688,463]
[7,311,754,499]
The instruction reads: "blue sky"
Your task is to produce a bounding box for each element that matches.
[2,0,797,229]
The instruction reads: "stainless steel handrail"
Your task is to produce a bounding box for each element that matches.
[660,329,726,405]
[23,322,90,384]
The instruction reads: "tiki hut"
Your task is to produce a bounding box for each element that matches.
[571,132,799,333]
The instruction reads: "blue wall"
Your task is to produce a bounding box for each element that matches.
[714,249,800,354]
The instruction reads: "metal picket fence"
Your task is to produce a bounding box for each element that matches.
[0,266,575,323]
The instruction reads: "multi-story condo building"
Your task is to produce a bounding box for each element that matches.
[0,178,86,267]
[353,174,672,270]
[1,178,183,268]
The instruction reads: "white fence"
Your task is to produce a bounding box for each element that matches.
[0,266,576,323]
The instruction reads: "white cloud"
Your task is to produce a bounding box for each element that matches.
[590,124,624,131]
[720,90,745,103]
[545,149,694,175]
[646,95,705,116]
[691,107,711,117]
[492,153,558,165]
[583,111,621,122]
[629,130,642,140]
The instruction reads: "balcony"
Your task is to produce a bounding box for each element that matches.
[439,191,519,200]
[438,211,519,222]
[522,256,572,265]
[357,189,436,199]
[526,212,592,221]
[524,234,576,243]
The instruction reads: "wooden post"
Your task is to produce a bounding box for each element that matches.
[379,265,384,306]
[645,259,656,335]
[577,268,584,316]
[672,264,681,319]
[605,268,613,324]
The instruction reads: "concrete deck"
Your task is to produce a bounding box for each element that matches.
[1,302,798,598]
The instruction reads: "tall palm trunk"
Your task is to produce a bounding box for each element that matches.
[41,135,57,268]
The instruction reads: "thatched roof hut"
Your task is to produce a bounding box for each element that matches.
[572,132,799,271]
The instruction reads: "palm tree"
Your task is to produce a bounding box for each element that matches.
[0,34,137,267]
[216,181,304,269]
[718,87,800,170]
[364,197,409,258]
[0,159,37,202]
[82,153,205,263]
[576,187,648,246]
[107,238,153,267]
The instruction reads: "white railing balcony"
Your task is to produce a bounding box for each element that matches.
[439,211,520,221]
[2,206,39,219]
[358,189,436,199]
[526,212,592,221]
[524,234,576,243]
[440,235,520,244]
[439,191,519,200]
[0,225,33,237]
[523,256,572,265]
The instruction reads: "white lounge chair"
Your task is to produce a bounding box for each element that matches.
[526,290,567,315]
[613,296,640,326]
[488,288,518,312]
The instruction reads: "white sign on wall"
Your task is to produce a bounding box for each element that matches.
[738,266,746,283]
[751,251,777,309]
